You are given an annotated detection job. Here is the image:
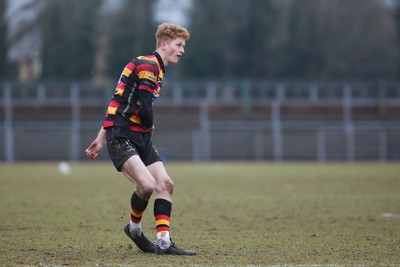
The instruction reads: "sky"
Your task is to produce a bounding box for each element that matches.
[100,0,192,27]
[154,0,192,27]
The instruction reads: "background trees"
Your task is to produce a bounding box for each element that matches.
[103,0,156,79]
[184,0,282,79]
[2,0,400,81]
[39,0,101,80]
[39,0,156,81]
[182,0,398,80]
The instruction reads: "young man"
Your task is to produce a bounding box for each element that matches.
[85,23,196,256]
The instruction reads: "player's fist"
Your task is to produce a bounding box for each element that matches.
[86,140,103,160]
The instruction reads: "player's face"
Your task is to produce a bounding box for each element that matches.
[163,38,186,65]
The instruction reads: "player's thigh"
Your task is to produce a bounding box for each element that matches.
[147,161,174,189]
[122,155,156,189]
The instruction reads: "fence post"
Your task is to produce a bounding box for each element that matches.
[70,84,81,161]
[199,103,211,160]
[379,129,387,162]
[271,84,284,161]
[343,83,354,162]
[241,80,251,116]
[3,84,14,162]
[206,81,216,104]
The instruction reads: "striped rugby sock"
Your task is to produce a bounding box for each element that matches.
[129,192,148,235]
[154,198,172,249]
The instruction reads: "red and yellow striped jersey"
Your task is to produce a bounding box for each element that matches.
[103,51,165,132]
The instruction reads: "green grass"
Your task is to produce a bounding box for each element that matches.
[0,162,399,266]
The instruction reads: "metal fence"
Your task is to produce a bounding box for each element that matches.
[1,81,400,162]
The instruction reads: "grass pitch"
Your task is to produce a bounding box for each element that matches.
[0,162,399,266]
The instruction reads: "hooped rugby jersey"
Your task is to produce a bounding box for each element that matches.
[103,51,165,132]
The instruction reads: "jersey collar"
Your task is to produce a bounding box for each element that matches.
[152,51,166,74]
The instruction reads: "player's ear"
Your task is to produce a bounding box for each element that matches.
[160,40,169,50]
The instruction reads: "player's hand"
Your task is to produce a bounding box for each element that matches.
[85,140,103,160]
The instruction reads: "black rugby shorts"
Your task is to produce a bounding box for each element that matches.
[106,126,161,171]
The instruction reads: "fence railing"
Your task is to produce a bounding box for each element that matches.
[1,81,400,162]
[2,80,400,104]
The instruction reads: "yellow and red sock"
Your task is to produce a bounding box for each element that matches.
[154,198,172,248]
[130,192,148,226]
[155,214,170,233]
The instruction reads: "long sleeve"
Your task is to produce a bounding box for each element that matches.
[138,89,154,128]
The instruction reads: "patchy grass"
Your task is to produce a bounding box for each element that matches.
[0,162,399,266]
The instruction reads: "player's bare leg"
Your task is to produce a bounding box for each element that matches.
[148,162,197,255]
[122,156,156,253]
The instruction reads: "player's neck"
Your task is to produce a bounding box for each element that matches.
[155,49,169,67]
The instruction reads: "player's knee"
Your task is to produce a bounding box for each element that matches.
[138,180,156,199]
[156,175,174,195]
[162,176,174,194]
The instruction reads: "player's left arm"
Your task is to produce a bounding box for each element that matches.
[136,64,159,130]
[137,89,154,129]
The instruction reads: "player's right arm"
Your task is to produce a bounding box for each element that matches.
[85,127,107,160]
